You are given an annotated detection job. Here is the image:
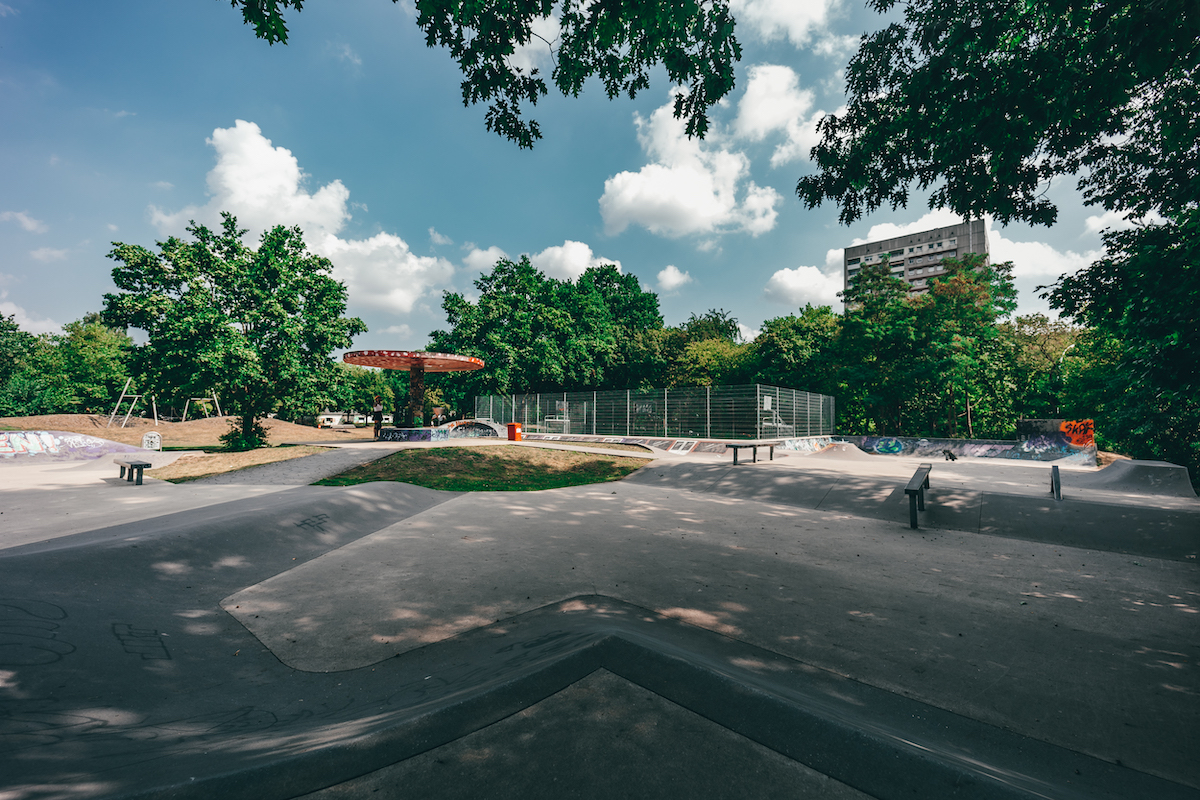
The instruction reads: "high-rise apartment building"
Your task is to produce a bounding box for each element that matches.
[843,218,988,295]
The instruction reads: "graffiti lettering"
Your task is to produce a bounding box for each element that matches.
[0,432,60,457]
[0,599,76,665]
[1060,419,1096,447]
[112,623,172,660]
[295,514,331,533]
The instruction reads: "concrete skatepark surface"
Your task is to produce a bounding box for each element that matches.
[1,436,1197,799]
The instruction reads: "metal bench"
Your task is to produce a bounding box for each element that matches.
[726,442,776,465]
[114,457,153,485]
[904,463,932,529]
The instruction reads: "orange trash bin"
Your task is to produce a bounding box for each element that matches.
[507,423,522,441]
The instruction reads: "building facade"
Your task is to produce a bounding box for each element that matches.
[843,218,988,296]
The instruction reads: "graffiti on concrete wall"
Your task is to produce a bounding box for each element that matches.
[837,430,1097,465]
[0,431,61,457]
[780,437,835,454]
[378,427,450,442]
[0,431,146,461]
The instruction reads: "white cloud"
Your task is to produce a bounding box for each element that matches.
[737,322,761,342]
[150,120,456,316]
[1,211,48,233]
[733,64,834,167]
[1083,209,1166,236]
[315,232,455,314]
[152,181,174,190]
[850,208,965,246]
[107,223,119,231]
[509,14,560,73]
[990,228,1101,282]
[334,43,362,67]
[812,34,859,58]
[656,264,692,291]
[530,240,620,281]
[463,245,509,274]
[429,227,453,246]
[600,92,781,238]
[729,0,841,46]
[151,120,351,241]
[0,286,60,333]
[381,324,413,337]
[0,4,18,17]
[763,265,843,307]
[30,247,68,262]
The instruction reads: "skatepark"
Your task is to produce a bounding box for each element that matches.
[1,432,1197,799]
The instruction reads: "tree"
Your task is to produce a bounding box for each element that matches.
[746,305,841,396]
[51,314,134,414]
[837,257,919,434]
[227,0,741,148]
[102,213,366,449]
[911,254,1018,438]
[797,0,1199,227]
[1047,211,1200,477]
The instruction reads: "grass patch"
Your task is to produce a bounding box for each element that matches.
[315,445,649,491]
[147,445,331,483]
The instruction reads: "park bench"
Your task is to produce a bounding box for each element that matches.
[726,441,777,465]
[904,463,932,529]
[114,457,153,486]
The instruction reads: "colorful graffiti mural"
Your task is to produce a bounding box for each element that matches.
[0,431,147,461]
[837,428,1097,466]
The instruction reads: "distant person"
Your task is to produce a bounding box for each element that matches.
[372,396,384,439]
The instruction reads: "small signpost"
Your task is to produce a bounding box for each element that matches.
[141,431,162,451]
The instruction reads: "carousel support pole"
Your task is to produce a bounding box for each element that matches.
[408,363,425,427]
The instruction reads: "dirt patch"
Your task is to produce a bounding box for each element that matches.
[1097,450,1132,469]
[526,440,654,454]
[147,445,332,483]
[0,414,365,448]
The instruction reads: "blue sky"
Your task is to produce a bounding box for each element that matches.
[2,0,1121,347]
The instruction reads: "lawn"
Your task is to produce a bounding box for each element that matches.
[315,445,650,491]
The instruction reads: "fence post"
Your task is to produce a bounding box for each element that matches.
[756,385,761,439]
[663,388,668,437]
[626,389,631,436]
[706,386,711,439]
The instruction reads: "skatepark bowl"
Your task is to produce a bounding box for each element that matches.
[1,432,1198,800]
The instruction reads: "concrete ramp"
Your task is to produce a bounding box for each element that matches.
[807,441,878,461]
[1068,459,1196,497]
[0,429,150,462]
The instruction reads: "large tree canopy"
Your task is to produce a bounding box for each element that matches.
[228,0,740,148]
[103,213,366,448]
[797,0,1199,227]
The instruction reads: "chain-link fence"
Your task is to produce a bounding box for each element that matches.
[475,385,835,439]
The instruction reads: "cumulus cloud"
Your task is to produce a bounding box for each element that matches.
[381,324,413,337]
[737,322,761,342]
[600,92,781,238]
[656,264,692,292]
[763,265,843,307]
[463,245,509,274]
[151,120,351,241]
[0,281,60,333]
[509,14,560,73]
[1083,208,1166,236]
[530,240,620,281]
[150,120,456,316]
[1,211,48,233]
[30,247,68,262]
[729,0,842,46]
[429,227,453,246]
[734,64,835,167]
[315,232,455,314]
